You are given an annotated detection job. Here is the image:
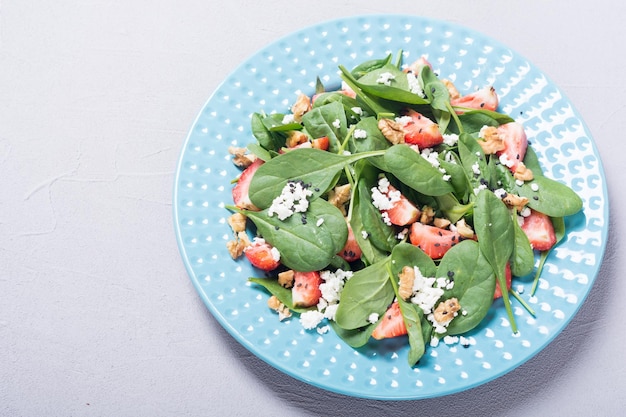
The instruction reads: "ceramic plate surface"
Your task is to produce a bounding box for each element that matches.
[173,15,608,399]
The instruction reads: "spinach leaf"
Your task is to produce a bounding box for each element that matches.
[251,112,285,151]
[515,175,583,217]
[458,133,491,194]
[237,198,348,272]
[473,189,517,332]
[330,321,376,348]
[350,54,393,78]
[452,110,515,134]
[510,212,535,277]
[390,242,437,277]
[334,259,394,330]
[343,64,430,105]
[248,277,310,314]
[420,65,450,113]
[437,240,496,335]
[383,144,454,196]
[301,101,347,154]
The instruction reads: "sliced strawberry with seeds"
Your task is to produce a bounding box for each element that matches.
[521,209,556,251]
[384,190,420,226]
[399,109,443,149]
[244,240,280,271]
[409,222,464,259]
[493,262,513,299]
[232,158,263,211]
[338,221,362,262]
[451,86,499,113]
[496,122,528,173]
[311,136,329,151]
[292,271,323,308]
[371,302,407,340]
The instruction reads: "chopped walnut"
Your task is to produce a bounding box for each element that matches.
[478,126,506,154]
[443,79,460,100]
[513,161,534,182]
[291,93,311,123]
[433,298,461,323]
[433,217,451,229]
[226,231,251,259]
[455,218,475,239]
[278,270,295,289]
[327,183,352,215]
[286,130,309,148]
[228,146,257,168]
[268,295,292,321]
[419,205,436,224]
[502,193,529,212]
[398,266,415,301]
[227,213,247,233]
[378,118,405,145]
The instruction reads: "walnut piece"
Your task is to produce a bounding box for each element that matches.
[433,217,451,229]
[455,218,475,239]
[228,146,257,168]
[478,126,506,154]
[286,130,309,148]
[226,231,251,259]
[378,118,405,145]
[278,270,295,289]
[419,205,436,225]
[327,183,352,215]
[268,295,292,321]
[502,193,529,212]
[291,93,311,123]
[398,265,415,301]
[513,161,534,182]
[227,213,247,233]
[443,79,460,100]
[433,298,461,324]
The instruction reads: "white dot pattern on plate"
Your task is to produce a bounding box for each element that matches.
[173,14,607,400]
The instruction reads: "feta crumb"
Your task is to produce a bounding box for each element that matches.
[515,179,524,186]
[520,206,531,217]
[494,188,508,199]
[367,313,380,324]
[406,72,424,96]
[430,337,440,347]
[443,335,459,345]
[361,230,369,239]
[270,247,281,262]
[530,182,539,191]
[332,119,341,129]
[282,114,295,124]
[316,218,324,227]
[442,133,460,146]
[317,325,330,335]
[268,180,313,220]
[351,106,363,115]
[516,284,525,294]
[376,71,395,86]
[471,162,481,175]
[300,310,325,330]
[396,228,409,240]
[353,128,368,139]
[499,153,515,168]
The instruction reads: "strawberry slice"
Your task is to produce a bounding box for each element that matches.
[451,86,499,112]
[409,222,464,259]
[521,209,556,251]
[338,221,362,262]
[292,271,323,308]
[399,109,443,149]
[371,302,407,340]
[493,262,512,299]
[380,184,420,227]
[311,136,329,151]
[496,122,528,173]
[232,158,263,211]
[244,240,280,271]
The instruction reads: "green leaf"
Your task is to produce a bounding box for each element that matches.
[334,259,394,330]
[510,212,535,277]
[301,101,347,154]
[329,321,376,348]
[248,277,309,314]
[437,240,496,335]
[239,198,348,272]
[383,144,454,196]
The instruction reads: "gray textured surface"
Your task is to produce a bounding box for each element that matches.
[1,1,623,416]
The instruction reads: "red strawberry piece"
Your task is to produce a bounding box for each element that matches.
[521,209,557,251]
[244,240,280,272]
[409,222,464,260]
[292,271,323,308]
[399,109,443,149]
[380,184,420,226]
[311,136,330,151]
[371,302,407,340]
[338,221,362,262]
[232,158,263,211]
[495,122,528,173]
[451,86,499,113]
[493,262,512,299]
[404,56,432,74]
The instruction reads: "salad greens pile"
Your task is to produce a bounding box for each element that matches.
[226,52,583,366]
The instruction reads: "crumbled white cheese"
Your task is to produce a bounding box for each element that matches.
[494,188,508,199]
[316,218,324,227]
[317,325,330,335]
[406,72,424,96]
[332,119,341,129]
[351,106,363,115]
[396,228,409,240]
[471,162,481,176]
[530,182,539,191]
[270,247,281,262]
[520,206,531,217]
[442,133,459,146]
[361,230,369,240]
[353,129,368,139]
[368,312,380,324]
[408,267,448,314]
[515,179,524,186]
[300,310,325,330]
[371,177,400,211]
[376,72,395,86]
[282,114,295,124]
[499,153,515,168]
[268,180,313,220]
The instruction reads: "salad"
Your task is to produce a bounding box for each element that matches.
[224,52,582,367]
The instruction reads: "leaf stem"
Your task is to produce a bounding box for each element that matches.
[509,288,536,317]
[530,251,550,296]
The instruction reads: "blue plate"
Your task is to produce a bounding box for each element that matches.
[173,15,608,400]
